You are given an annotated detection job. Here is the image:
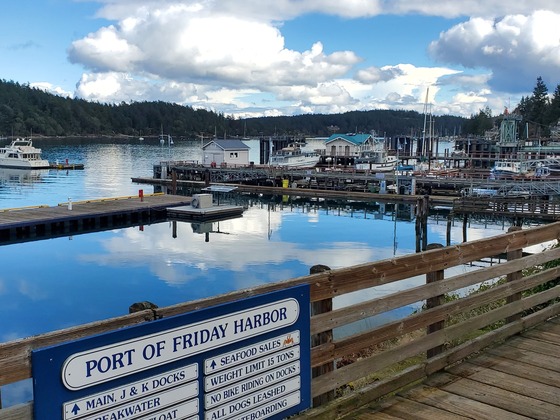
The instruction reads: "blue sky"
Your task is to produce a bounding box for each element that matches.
[2,1,560,120]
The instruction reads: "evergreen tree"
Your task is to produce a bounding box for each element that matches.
[463,107,493,136]
[527,76,550,137]
[546,84,560,127]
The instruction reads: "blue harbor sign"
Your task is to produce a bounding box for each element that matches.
[32,285,311,420]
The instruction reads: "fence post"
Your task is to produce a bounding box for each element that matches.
[422,195,429,251]
[129,301,159,320]
[426,243,445,358]
[171,169,177,194]
[415,197,423,252]
[462,213,469,242]
[506,226,523,323]
[446,212,452,246]
[309,264,335,406]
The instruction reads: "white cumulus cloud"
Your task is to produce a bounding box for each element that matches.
[64,1,560,118]
[428,10,560,92]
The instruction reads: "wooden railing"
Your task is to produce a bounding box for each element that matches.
[2,223,560,419]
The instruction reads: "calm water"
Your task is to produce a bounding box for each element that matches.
[0,138,508,406]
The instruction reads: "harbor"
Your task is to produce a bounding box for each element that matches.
[3,3,560,417]
[0,138,558,416]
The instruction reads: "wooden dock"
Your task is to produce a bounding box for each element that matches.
[147,161,560,198]
[0,193,191,244]
[352,317,560,419]
[49,162,84,170]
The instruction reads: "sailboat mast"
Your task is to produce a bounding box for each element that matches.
[422,87,429,157]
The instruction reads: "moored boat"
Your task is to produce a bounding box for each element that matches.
[490,160,527,176]
[269,142,321,168]
[354,149,397,172]
[0,138,50,169]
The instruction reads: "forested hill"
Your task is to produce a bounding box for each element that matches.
[0,79,466,139]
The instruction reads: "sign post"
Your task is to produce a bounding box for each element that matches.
[33,285,311,420]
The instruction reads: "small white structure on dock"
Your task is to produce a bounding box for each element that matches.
[167,192,244,221]
[202,139,250,167]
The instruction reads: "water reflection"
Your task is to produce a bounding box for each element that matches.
[0,168,49,184]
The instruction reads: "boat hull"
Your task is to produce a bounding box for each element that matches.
[355,155,397,172]
[0,160,50,169]
[270,157,320,168]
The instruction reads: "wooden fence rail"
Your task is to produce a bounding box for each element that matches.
[2,222,560,419]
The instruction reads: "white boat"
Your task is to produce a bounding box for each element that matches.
[354,149,398,172]
[269,142,321,167]
[490,160,528,177]
[492,159,552,178]
[0,138,50,169]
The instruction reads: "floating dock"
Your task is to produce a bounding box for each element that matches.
[0,193,191,244]
[167,204,244,221]
[49,161,84,170]
[166,193,244,221]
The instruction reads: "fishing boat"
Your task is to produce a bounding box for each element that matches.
[269,142,321,168]
[354,149,398,172]
[0,138,50,169]
[490,160,529,177]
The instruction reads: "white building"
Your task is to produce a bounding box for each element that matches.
[324,133,381,157]
[202,139,250,166]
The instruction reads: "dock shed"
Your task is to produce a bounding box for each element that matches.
[202,139,250,166]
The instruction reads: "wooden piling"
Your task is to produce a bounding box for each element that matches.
[309,264,335,406]
[506,226,523,323]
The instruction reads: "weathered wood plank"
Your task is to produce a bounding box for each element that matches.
[355,412,404,419]
[0,403,32,420]
[522,328,560,345]
[447,361,560,405]
[467,352,560,387]
[301,316,560,420]
[486,343,560,373]
[505,335,560,358]
[426,372,560,419]
[535,319,560,334]
[375,396,470,419]
[398,385,532,420]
